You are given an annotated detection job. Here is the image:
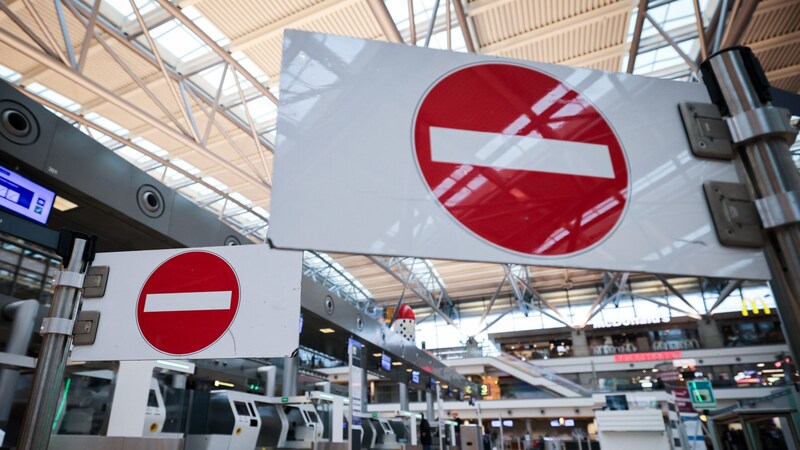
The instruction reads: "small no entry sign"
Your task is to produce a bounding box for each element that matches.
[137,251,240,355]
[70,245,302,361]
[413,63,629,256]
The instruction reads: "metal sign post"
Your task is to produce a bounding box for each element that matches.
[17,230,96,450]
[700,47,800,363]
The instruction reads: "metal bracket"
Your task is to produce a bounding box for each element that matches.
[755,190,800,229]
[72,310,100,346]
[40,317,75,336]
[52,270,85,289]
[703,181,764,248]
[82,265,109,298]
[679,102,733,159]
[726,105,798,145]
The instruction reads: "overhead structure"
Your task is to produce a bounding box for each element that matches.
[0,0,797,337]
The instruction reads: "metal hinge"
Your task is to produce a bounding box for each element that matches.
[703,181,763,248]
[679,102,734,160]
[82,265,109,298]
[72,310,100,346]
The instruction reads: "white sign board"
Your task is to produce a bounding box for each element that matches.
[270,30,768,280]
[70,244,302,361]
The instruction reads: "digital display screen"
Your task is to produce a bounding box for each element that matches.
[234,401,251,416]
[381,354,392,371]
[0,165,55,225]
[606,394,629,411]
[491,420,513,427]
[411,370,420,384]
[430,378,436,391]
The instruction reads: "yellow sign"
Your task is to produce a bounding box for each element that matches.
[479,384,490,397]
[741,297,771,317]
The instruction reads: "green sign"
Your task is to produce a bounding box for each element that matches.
[687,380,717,409]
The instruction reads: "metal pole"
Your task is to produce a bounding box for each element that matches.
[18,233,94,449]
[702,47,800,363]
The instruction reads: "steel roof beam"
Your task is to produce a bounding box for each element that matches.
[64,0,276,154]
[452,0,477,52]
[367,256,460,330]
[656,275,702,317]
[627,0,648,73]
[707,279,744,315]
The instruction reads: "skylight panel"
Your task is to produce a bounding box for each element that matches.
[104,0,157,21]
[150,19,209,61]
[115,146,152,165]
[130,137,168,159]
[232,51,268,83]
[230,192,252,205]
[24,82,81,111]
[182,6,230,46]
[0,64,21,82]
[172,158,201,175]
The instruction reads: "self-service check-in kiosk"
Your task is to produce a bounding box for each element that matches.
[306,391,349,444]
[279,395,325,448]
[143,378,166,435]
[186,390,262,450]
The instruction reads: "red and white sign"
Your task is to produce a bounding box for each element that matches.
[613,351,683,363]
[70,245,302,361]
[270,31,770,279]
[413,63,628,256]
[136,251,240,355]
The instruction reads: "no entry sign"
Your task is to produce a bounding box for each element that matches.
[413,63,628,256]
[137,251,240,355]
[270,31,769,280]
[70,245,302,361]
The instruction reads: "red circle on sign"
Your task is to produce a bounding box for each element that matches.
[413,63,629,256]
[136,251,240,355]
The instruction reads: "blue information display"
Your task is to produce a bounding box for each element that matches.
[411,370,419,384]
[380,353,391,371]
[0,165,55,225]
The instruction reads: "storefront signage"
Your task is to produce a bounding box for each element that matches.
[613,351,682,362]
[741,297,771,316]
[593,316,670,329]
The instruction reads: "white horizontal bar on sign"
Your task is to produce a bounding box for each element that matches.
[143,291,232,312]
[430,126,615,179]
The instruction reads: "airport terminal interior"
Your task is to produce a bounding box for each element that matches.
[0,0,798,449]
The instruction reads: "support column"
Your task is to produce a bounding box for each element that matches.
[399,382,409,411]
[571,329,590,357]
[426,391,434,424]
[701,47,800,363]
[106,360,156,436]
[283,356,298,396]
[697,318,725,348]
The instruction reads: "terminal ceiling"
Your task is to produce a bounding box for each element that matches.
[0,0,798,325]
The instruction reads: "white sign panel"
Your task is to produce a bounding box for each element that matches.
[270,30,768,280]
[71,244,302,361]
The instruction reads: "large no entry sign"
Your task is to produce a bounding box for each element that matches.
[137,251,240,355]
[70,245,302,361]
[413,63,628,256]
[270,31,769,280]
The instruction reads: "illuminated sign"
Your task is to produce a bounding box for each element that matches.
[741,297,771,316]
[491,420,513,427]
[411,370,420,384]
[0,164,55,225]
[381,354,392,371]
[613,351,682,363]
[593,316,670,329]
[550,418,574,427]
[479,384,490,397]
